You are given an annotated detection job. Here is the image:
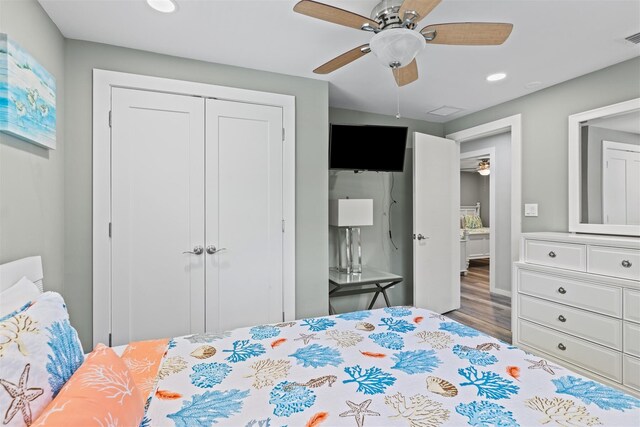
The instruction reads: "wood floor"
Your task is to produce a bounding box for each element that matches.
[444,259,512,343]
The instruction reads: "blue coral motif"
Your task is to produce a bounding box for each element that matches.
[391,350,441,374]
[552,376,640,411]
[223,340,266,363]
[337,311,371,321]
[459,366,519,400]
[370,332,404,350]
[453,345,498,366]
[167,338,177,349]
[439,322,481,337]
[190,362,232,388]
[456,401,519,427]
[378,318,416,333]
[269,381,316,417]
[167,389,249,426]
[250,325,281,340]
[289,344,343,368]
[383,307,412,317]
[343,365,396,395]
[46,320,84,397]
[301,318,336,332]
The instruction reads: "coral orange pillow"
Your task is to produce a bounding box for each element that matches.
[32,344,144,427]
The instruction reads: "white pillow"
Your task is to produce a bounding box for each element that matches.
[0,276,41,317]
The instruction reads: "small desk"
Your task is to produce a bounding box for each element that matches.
[328,267,403,315]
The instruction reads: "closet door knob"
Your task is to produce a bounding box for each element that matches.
[622,260,632,268]
[548,251,556,258]
[558,287,567,294]
[183,246,204,255]
[557,343,566,351]
[206,245,227,255]
[558,315,566,322]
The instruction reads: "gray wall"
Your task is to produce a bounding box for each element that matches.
[63,40,329,349]
[328,108,442,311]
[445,57,640,233]
[0,0,65,294]
[460,172,490,227]
[584,126,640,223]
[461,133,512,293]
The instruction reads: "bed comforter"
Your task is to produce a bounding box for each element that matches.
[135,307,639,426]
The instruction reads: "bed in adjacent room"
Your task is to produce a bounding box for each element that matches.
[460,203,490,263]
[2,257,639,426]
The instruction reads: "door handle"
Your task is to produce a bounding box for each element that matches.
[183,246,204,255]
[416,234,429,241]
[206,245,227,255]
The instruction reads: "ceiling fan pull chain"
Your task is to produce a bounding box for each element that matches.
[394,67,401,119]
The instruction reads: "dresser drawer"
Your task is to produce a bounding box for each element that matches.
[525,240,586,271]
[588,245,640,281]
[519,294,622,350]
[519,320,622,382]
[624,289,640,323]
[624,322,640,357]
[518,268,622,317]
[624,355,640,391]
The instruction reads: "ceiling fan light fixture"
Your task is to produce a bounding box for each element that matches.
[477,159,490,175]
[369,28,425,68]
[146,0,177,13]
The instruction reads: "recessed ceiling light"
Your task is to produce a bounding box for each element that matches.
[147,0,176,13]
[486,72,507,82]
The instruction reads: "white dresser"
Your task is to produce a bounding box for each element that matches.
[513,232,640,396]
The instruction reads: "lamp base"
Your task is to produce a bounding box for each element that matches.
[338,227,363,274]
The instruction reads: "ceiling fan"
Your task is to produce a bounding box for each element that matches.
[293,0,513,86]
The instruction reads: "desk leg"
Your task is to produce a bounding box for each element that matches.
[367,291,380,310]
[378,284,392,307]
[329,303,336,315]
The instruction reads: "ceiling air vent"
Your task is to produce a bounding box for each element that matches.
[625,32,640,44]
[427,106,463,117]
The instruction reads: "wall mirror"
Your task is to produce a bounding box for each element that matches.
[569,98,640,236]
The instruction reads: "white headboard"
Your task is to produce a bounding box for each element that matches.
[0,256,44,293]
[460,202,481,217]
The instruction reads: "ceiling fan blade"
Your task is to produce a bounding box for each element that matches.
[294,0,379,31]
[398,0,442,24]
[393,59,418,86]
[420,22,513,45]
[314,44,370,74]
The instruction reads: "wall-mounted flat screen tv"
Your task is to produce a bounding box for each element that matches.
[329,124,408,172]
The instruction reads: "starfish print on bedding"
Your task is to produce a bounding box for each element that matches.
[526,358,562,375]
[0,364,44,426]
[294,333,319,345]
[339,399,380,427]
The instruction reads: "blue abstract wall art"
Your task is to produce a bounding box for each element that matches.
[0,33,56,149]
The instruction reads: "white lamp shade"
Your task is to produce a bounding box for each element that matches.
[329,199,373,227]
[369,28,426,67]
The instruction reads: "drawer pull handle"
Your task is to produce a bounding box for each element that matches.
[548,251,557,258]
[558,287,567,295]
[621,260,632,268]
[557,343,566,351]
[558,315,566,322]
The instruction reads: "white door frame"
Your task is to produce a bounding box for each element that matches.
[92,69,296,347]
[447,114,522,298]
[459,147,497,294]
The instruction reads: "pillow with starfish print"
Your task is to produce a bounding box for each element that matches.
[0,292,84,427]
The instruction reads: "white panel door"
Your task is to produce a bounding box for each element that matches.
[413,132,460,313]
[603,141,640,225]
[111,88,205,346]
[206,99,283,332]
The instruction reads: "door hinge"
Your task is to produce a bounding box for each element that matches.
[108,333,112,347]
[108,110,112,128]
[282,312,285,322]
[282,128,285,141]
[282,219,285,233]
[108,222,112,238]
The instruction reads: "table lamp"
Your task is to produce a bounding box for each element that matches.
[329,199,373,274]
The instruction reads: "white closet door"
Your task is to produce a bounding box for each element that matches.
[111,88,205,346]
[603,141,640,225]
[413,132,460,313]
[206,99,283,332]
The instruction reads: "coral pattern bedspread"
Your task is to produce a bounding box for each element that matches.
[137,307,639,426]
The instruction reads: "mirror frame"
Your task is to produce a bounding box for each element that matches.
[568,97,640,237]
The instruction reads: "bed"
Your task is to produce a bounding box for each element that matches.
[2,257,639,426]
[460,202,490,261]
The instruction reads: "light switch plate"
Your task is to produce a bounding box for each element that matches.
[524,203,539,217]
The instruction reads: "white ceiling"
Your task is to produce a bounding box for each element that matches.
[39,0,640,122]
